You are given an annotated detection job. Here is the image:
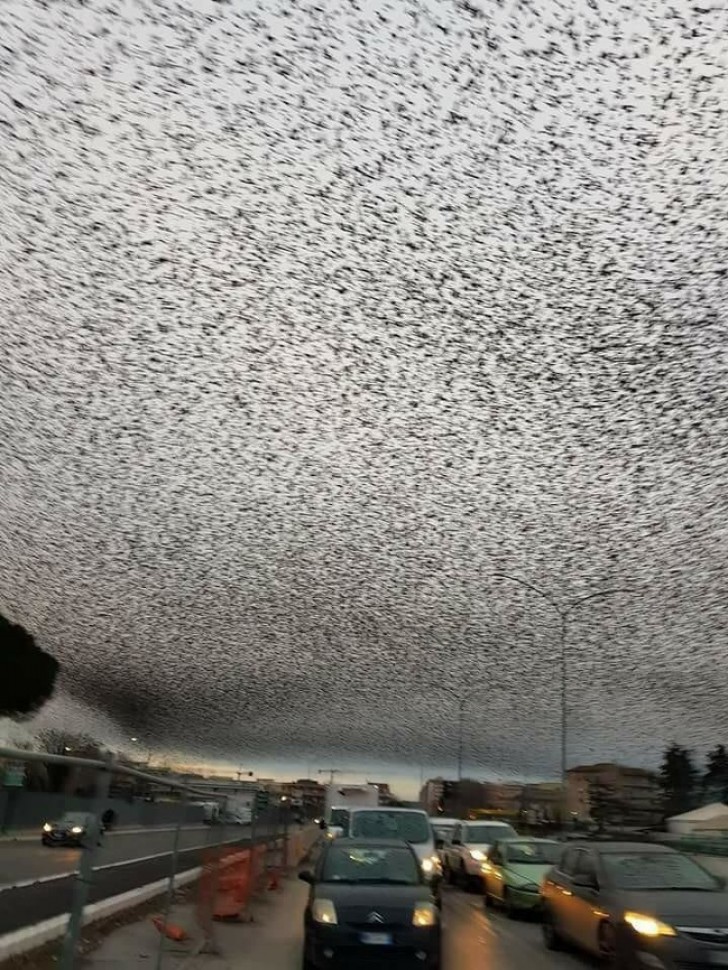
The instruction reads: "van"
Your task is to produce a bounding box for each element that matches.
[347,807,442,896]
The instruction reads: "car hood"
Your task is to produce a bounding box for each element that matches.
[49,821,80,830]
[619,889,728,923]
[505,863,552,885]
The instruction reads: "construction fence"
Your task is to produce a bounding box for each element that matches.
[0,746,319,969]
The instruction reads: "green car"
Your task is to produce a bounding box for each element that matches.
[481,838,562,917]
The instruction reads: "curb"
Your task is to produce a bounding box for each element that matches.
[0,866,202,961]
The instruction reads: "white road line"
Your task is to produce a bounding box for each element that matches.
[0,834,249,893]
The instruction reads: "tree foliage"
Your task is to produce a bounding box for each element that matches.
[0,612,59,719]
[660,743,699,817]
[704,744,728,803]
[589,782,625,831]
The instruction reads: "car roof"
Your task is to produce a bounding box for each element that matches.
[429,817,460,824]
[567,841,675,854]
[330,837,413,849]
[350,807,427,814]
[465,819,514,826]
[497,837,559,844]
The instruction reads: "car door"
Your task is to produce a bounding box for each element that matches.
[485,843,506,902]
[542,846,581,941]
[568,849,603,954]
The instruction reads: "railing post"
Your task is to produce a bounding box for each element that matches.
[153,790,188,970]
[58,754,114,970]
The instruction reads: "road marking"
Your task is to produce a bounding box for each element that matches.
[0,834,249,893]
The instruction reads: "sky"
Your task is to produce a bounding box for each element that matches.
[2,0,728,797]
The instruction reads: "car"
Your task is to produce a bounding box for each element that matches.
[429,817,460,864]
[41,811,103,846]
[442,819,518,890]
[300,837,442,969]
[540,840,728,969]
[481,838,561,916]
[347,808,442,899]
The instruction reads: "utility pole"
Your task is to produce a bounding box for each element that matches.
[495,574,632,827]
[457,699,465,782]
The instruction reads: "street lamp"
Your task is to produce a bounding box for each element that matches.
[494,574,632,824]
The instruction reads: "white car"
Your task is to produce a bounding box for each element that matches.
[429,817,461,862]
[443,820,518,890]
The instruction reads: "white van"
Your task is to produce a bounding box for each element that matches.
[347,807,442,895]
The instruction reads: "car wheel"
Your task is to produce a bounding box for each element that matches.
[541,906,563,951]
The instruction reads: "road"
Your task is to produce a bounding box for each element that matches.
[0,824,245,887]
[0,822,283,937]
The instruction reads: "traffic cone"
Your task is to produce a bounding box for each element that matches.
[151,916,189,941]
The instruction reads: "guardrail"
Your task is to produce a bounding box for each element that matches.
[0,746,302,969]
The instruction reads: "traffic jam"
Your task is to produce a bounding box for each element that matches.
[305,785,728,970]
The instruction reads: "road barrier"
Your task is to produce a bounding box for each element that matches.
[0,745,307,969]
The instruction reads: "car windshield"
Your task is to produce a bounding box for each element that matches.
[329,808,349,828]
[504,842,561,865]
[603,852,721,891]
[350,811,431,844]
[321,846,421,885]
[431,823,456,841]
[61,813,90,824]
[467,824,517,844]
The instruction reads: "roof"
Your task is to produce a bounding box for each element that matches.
[350,806,427,814]
[566,841,674,854]
[668,802,728,822]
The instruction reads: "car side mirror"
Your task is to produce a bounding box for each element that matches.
[319,820,327,831]
[299,870,314,884]
[435,838,444,850]
[572,874,598,891]
[452,838,462,846]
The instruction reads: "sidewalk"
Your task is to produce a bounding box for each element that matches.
[81,874,307,969]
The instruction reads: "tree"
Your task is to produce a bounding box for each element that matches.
[0,612,59,719]
[704,745,728,803]
[589,782,625,832]
[36,730,105,794]
[660,743,699,818]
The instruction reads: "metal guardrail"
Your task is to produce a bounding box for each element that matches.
[0,746,294,969]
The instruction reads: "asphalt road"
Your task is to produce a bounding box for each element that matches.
[0,824,263,887]
[0,822,283,937]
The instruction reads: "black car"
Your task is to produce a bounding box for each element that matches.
[300,838,441,969]
[41,811,103,846]
[541,840,728,969]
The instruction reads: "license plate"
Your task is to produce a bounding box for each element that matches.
[360,932,392,945]
[709,955,728,966]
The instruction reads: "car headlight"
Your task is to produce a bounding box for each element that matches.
[624,912,677,938]
[71,826,84,835]
[469,849,486,861]
[412,902,438,927]
[42,823,52,833]
[421,856,441,875]
[311,899,338,925]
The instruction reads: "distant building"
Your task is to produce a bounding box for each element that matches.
[567,763,662,826]
[369,783,397,806]
[281,778,326,817]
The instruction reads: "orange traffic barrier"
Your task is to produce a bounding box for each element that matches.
[151,916,189,941]
[212,849,252,920]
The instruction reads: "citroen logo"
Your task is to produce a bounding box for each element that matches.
[366,912,385,924]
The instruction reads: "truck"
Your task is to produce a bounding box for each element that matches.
[223,794,253,825]
[324,783,379,837]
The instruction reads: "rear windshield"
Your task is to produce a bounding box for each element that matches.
[504,841,561,865]
[322,845,421,885]
[466,824,517,844]
[603,852,720,891]
[350,810,431,844]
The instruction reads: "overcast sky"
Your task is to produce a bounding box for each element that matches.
[2,0,728,794]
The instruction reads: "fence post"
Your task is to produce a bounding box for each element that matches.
[58,755,114,970]
[153,790,188,970]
